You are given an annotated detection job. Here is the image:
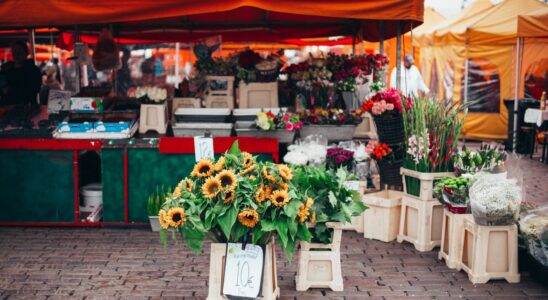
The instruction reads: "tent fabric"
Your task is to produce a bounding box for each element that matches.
[0,1,423,42]
[467,0,548,45]
[518,8,548,38]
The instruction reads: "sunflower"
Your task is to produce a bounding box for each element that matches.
[255,185,266,204]
[202,177,222,198]
[172,179,184,198]
[262,166,277,182]
[305,197,314,209]
[238,209,260,228]
[214,156,225,172]
[192,159,214,177]
[184,178,194,192]
[278,164,293,181]
[242,152,255,168]
[166,207,186,227]
[270,190,290,207]
[298,204,310,223]
[309,211,316,224]
[158,209,169,229]
[223,188,236,204]
[215,170,238,189]
[240,164,257,176]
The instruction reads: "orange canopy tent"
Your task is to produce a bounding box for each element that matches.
[518,7,548,39]
[0,0,423,43]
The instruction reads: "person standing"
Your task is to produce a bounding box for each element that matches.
[2,40,42,105]
[116,48,132,96]
[389,55,429,97]
[39,63,61,105]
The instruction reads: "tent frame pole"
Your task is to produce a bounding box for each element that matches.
[379,21,384,54]
[464,59,469,112]
[396,21,402,91]
[512,37,522,153]
[28,28,36,65]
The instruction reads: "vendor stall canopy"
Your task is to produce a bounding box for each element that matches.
[0,0,423,43]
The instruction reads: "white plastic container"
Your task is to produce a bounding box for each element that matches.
[81,183,102,209]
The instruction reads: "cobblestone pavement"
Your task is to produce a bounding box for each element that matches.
[0,226,547,300]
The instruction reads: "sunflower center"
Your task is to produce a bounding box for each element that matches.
[246,215,255,220]
[172,213,182,222]
[226,191,233,198]
[199,166,210,174]
[221,176,232,186]
[209,184,219,193]
[275,196,284,203]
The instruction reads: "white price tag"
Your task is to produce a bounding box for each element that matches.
[194,136,214,162]
[222,243,264,299]
[344,180,360,192]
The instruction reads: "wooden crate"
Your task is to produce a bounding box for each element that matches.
[207,239,280,300]
[460,215,520,284]
[171,97,200,117]
[205,76,235,109]
[139,103,167,134]
[296,222,343,291]
[439,209,469,270]
[397,195,444,252]
[238,82,279,108]
[401,168,454,201]
[363,190,403,242]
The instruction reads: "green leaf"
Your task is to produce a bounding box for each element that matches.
[275,219,289,248]
[287,217,298,239]
[348,200,367,217]
[297,223,312,242]
[328,191,338,208]
[336,168,347,184]
[283,199,301,218]
[204,210,214,230]
[159,229,168,246]
[217,208,237,240]
[283,239,296,263]
[181,224,205,255]
[232,223,250,242]
[252,226,265,244]
[261,220,276,232]
[228,140,241,155]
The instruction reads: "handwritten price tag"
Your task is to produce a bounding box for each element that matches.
[194,136,214,162]
[222,243,264,299]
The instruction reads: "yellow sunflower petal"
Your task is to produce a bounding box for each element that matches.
[202,177,222,198]
[270,190,289,207]
[214,156,225,172]
[166,207,186,228]
[215,170,238,189]
[278,164,293,181]
[159,209,169,229]
[238,209,260,228]
[223,188,236,204]
[192,160,214,178]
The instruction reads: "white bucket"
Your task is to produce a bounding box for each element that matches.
[81,183,102,208]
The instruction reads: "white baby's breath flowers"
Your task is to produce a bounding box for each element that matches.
[134,86,167,103]
[469,174,522,225]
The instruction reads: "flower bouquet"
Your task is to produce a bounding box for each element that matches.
[365,141,401,187]
[469,175,522,226]
[356,88,403,144]
[236,110,300,143]
[401,96,464,199]
[454,144,507,176]
[131,86,168,104]
[326,147,354,172]
[158,141,313,262]
[433,176,472,214]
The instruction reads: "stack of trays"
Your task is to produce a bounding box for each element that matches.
[172,108,232,137]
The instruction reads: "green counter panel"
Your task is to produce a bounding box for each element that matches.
[0,150,74,222]
[101,148,125,222]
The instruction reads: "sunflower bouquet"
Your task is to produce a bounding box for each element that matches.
[159,141,313,261]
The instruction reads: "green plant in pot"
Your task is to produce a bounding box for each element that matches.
[147,186,171,232]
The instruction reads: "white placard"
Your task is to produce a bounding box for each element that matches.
[47,90,72,113]
[344,180,360,192]
[222,243,264,299]
[194,136,214,162]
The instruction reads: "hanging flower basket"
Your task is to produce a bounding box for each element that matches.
[373,115,404,145]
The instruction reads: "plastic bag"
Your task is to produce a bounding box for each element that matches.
[284,134,327,166]
[92,29,120,71]
[520,206,548,266]
[469,174,522,226]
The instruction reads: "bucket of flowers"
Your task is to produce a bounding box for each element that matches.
[356,88,403,145]
[401,96,463,201]
[299,108,362,142]
[158,141,312,299]
[454,144,507,177]
[433,176,472,214]
[365,140,402,187]
[235,110,301,143]
[326,147,354,172]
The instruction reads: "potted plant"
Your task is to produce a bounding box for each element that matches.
[299,108,362,142]
[147,186,171,232]
[236,110,301,143]
[291,166,367,291]
[158,141,312,299]
[400,96,463,201]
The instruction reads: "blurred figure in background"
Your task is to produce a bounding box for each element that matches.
[2,40,42,105]
[39,63,61,104]
[390,55,429,97]
[116,48,132,96]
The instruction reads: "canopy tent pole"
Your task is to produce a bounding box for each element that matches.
[74,26,82,91]
[396,21,402,91]
[351,26,357,55]
[464,59,469,113]
[512,37,522,152]
[379,21,384,54]
[28,28,36,65]
[175,42,180,83]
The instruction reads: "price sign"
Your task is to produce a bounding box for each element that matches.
[344,180,360,192]
[194,136,214,162]
[222,243,264,299]
[47,90,72,113]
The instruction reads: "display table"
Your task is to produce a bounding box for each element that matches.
[524,108,548,127]
[0,137,278,226]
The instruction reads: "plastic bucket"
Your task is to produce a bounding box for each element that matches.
[81,183,102,208]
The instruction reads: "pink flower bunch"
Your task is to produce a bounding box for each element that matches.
[281,113,302,132]
[407,132,430,164]
[371,100,395,116]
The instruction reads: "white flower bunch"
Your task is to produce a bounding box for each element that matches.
[283,144,327,166]
[353,144,370,162]
[135,86,167,103]
[469,174,522,225]
[407,131,430,164]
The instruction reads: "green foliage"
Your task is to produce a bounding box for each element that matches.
[147,186,171,216]
[292,166,367,244]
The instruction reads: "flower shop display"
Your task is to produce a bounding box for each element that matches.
[147,186,171,232]
[236,49,282,108]
[299,108,361,142]
[363,190,403,242]
[454,144,507,176]
[433,176,472,214]
[283,59,334,109]
[291,167,366,291]
[235,110,301,143]
[459,215,520,284]
[401,96,463,200]
[469,175,522,226]
[356,88,403,145]
[158,141,314,299]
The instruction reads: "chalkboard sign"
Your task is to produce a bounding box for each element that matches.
[222,243,264,299]
[194,136,214,162]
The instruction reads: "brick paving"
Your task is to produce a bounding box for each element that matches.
[0,226,547,300]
